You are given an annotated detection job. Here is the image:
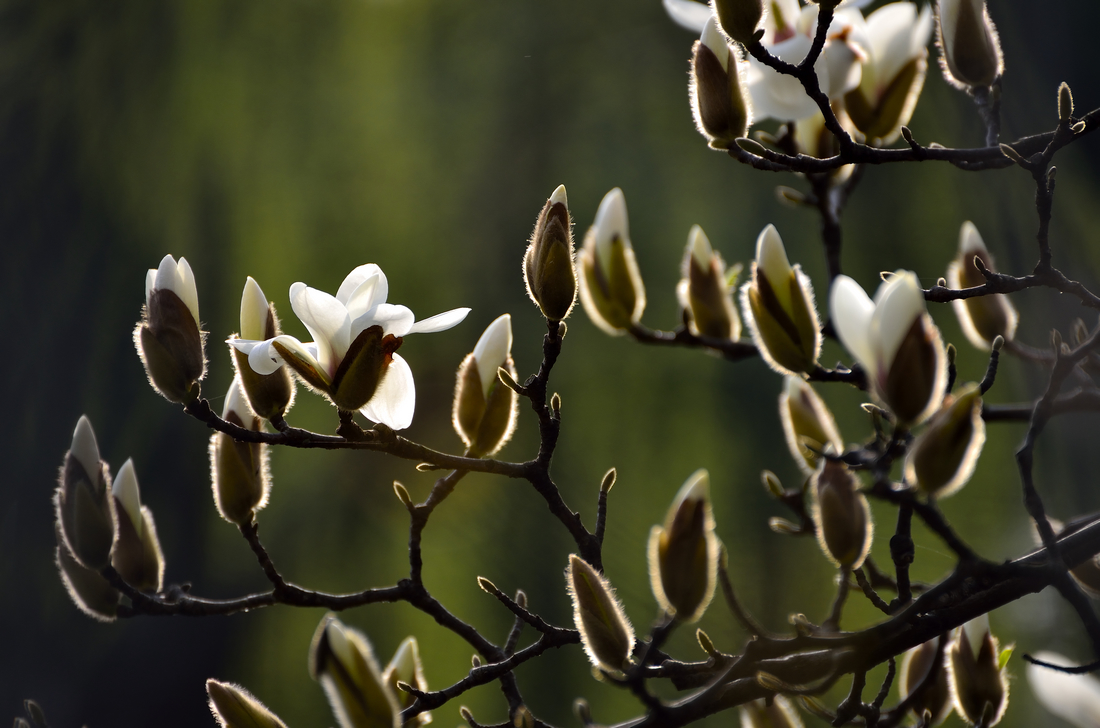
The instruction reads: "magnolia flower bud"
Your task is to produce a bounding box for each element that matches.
[578,188,646,335]
[231,277,294,420]
[210,378,270,526]
[109,459,165,592]
[134,254,206,404]
[947,615,1009,726]
[831,272,947,427]
[740,224,821,376]
[899,637,953,726]
[677,225,742,340]
[1027,652,1100,728]
[946,222,1018,350]
[567,554,635,673]
[453,314,519,457]
[524,185,578,321]
[713,0,763,46]
[905,383,985,499]
[55,416,116,570]
[690,17,752,150]
[647,469,719,622]
[382,637,430,726]
[207,680,289,728]
[810,460,871,569]
[310,613,401,728]
[780,376,843,476]
[936,0,1002,89]
[55,524,119,622]
[739,695,804,728]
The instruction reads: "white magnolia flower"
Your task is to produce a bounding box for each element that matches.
[145,254,200,326]
[1028,652,1100,728]
[232,264,469,430]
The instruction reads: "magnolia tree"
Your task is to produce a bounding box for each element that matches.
[27,0,1100,727]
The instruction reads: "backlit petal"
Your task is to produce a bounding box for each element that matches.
[290,282,350,375]
[409,307,472,335]
[175,257,200,323]
[1028,652,1100,728]
[360,353,415,430]
[662,0,710,33]
[872,271,924,370]
[336,264,388,308]
[363,303,416,338]
[830,275,877,373]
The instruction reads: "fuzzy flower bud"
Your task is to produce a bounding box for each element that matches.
[55,524,118,622]
[780,376,843,476]
[899,637,953,726]
[109,459,165,592]
[810,460,872,569]
[453,314,519,457]
[578,188,646,335]
[54,416,116,570]
[936,0,1003,89]
[690,17,752,150]
[230,277,294,420]
[567,554,635,673]
[310,613,401,728]
[740,224,821,376]
[947,615,1010,726]
[207,680,289,728]
[647,469,719,622]
[713,0,763,46]
[1027,652,1100,728]
[525,185,578,321]
[677,225,742,340]
[946,222,1017,350]
[905,382,985,499]
[382,637,430,726]
[134,254,206,403]
[739,695,804,728]
[210,378,271,526]
[831,271,947,426]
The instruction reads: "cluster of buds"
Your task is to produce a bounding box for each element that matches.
[648,470,719,622]
[452,314,519,457]
[677,225,742,340]
[946,222,1017,351]
[577,188,647,335]
[936,0,1002,89]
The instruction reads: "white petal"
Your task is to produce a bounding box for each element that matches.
[343,272,385,320]
[959,220,988,257]
[591,188,630,273]
[911,4,934,59]
[408,307,471,335]
[830,275,877,373]
[747,34,828,121]
[687,225,712,269]
[245,337,288,376]
[175,257,200,324]
[550,184,568,207]
[757,224,793,290]
[872,271,924,370]
[939,0,961,54]
[240,277,270,340]
[472,314,513,396]
[863,2,923,101]
[361,353,415,430]
[145,269,157,307]
[387,637,419,684]
[961,613,989,659]
[71,415,101,481]
[223,377,250,419]
[701,16,730,73]
[662,0,710,33]
[823,38,862,97]
[362,303,416,338]
[1028,652,1100,728]
[290,282,351,376]
[154,254,177,295]
[336,264,388,307]
[229,338,261,355]
[111,459,144,537]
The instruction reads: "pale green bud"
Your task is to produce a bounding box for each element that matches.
[779,376,843,476]
[207,679,289,728]
[382,637,430,726]
[899,637,954,726]
[231,277,295,420]
[209,378,270,526]
[947,615,1009,726]
[109,459,165,592]
[647,470,719,622]
[524,185,578,321]
[677,225,741,340]
[55,416,116,570]
[810,461,871,569]
[946,222,1017,350]
[905,383,985,499]
[566,554,635,673]
[578,189,646,335]
[452,314,519,457]
[309,613,400,728]
[134,254,206,403]
[690,18,752,150]
[937,0,1003,89]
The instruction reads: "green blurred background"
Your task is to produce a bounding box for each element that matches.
[4,0,1100,725]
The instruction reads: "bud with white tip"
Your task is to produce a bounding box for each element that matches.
[810,460,872,569]
[947,614,1010,726]
[134,254,206,403]
[936,0,1003,89]
[524,185,578,321]
[109,459,165,592]
[780,376,843,476]
[946,222,1017,350]
[210,378,271,526]
[310,613,401,728]
[647,469,719,622]
[905,382,985,499]
[230,277,295,420]
[677,225,741,340]
[578,188,647,335]
[567,554,635,673]
[55,416,116,570]
[690,17,753,150]
[383,637,431,726]
[207,680,289,728]
[453,314,519,457]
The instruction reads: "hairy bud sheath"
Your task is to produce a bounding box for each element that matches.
[525,185,578,321]
[740,224,821,376]
[231,277,294,419]
[55,524,119,622]
[811,460,872,569]
[739,695,804,728]
[210,378,271,526]
[946,222,1017,350]
[578,188,646,335]
[899,637,954,726]
[690,17,752,150]
[134,254,206,404]
[947,615,1009,726]
[453,314,519,457]
[382,637,430,726]
[905,382,985,499]
[647,470,719,623]
[780,376,843,477]
[677,225,741,340]
[567,554,635,673]
[207,680,289,728]
[937,0,1003,89]
[110,459,165,592]
[712,0,762,46]
[310,613,401,728]
[55,416,116,570]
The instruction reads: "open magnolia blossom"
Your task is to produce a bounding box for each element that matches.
[1027,652,1100,728]
[830,271,946,426]
[231,264,469,430]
